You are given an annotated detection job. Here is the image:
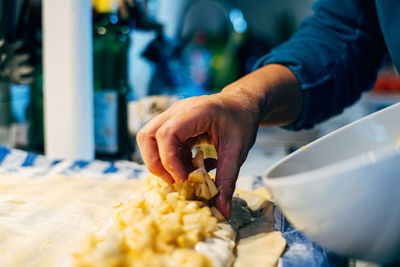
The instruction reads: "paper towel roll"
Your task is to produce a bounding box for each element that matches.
[43,0,94,160]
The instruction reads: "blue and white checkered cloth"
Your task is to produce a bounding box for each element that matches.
[0,145,340,267]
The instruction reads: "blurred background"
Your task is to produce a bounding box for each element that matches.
[0,0,399,171]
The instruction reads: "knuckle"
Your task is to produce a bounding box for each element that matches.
[136,129,145,144]
[155,125,174,140]
[136,129,144,143]
[136,127,150,144]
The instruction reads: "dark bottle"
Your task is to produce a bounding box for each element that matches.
[27,65,44,153]
[93,0,131,160]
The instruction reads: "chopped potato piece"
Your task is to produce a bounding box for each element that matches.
[192,151,206,168]
[204,173,218,197]
[73,152,224,267]
[189,169,206,183]
[211,206,226,222]
[187,152,218,201]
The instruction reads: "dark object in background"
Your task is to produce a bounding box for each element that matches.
[119,0,162,31]
[27,64,44,153]
[179,1,248,93]
[0,0,43,153]
[0,40,35,84]
[142,33,207,97]
[22,0,44,154]
[141,33,177,94]
[0,0,38,85]
[92,0,131,160]
[142,0,272,95]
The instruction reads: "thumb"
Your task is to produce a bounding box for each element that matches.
[214,145,241,218]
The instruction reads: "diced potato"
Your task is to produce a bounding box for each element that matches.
[182,223,203,233]
[177,230,200,248]
[160,222,182,244]
[184,202,201,213]
[192,151,205,168]
[204,173,218,198]
[204,217,218,233]
[173,181,195,200]
[195,184,202,198]
[74,157,225,267]
[199,206,212,217]
[144,190,163,207]
[188,169,206,183]
[172,249,211,267]
[161,185,174,196]
[199,183,211,200]
[183,213,201,225]
[188,151,219,200]
[210,206,226,222]
[161,211,181,224]
[157,202,173,214]
[166,192,179,206]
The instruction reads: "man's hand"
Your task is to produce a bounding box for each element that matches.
[137,91,261,217]
[137,64,303,217]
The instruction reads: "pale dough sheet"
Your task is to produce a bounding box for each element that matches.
[0,175,286,267]
[0,175,141,267]
[234,189,286,267]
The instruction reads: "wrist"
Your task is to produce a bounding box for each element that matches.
[222,64,303,127]
[260,64,303,127]
[218,86,266,125]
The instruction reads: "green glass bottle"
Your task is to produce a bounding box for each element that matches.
[93,0,131,159]
[27,65,44,153]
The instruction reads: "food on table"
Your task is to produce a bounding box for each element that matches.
[73,151,236,267]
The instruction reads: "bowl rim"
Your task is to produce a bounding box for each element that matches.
[264,101,400,187]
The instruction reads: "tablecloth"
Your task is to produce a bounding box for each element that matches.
[0,145,342,267]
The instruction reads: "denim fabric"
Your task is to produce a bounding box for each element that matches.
[254,0,399,130]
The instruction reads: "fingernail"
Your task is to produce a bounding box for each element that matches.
[215,193,231,218]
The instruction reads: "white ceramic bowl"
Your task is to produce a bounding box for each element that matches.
[264,102,400,263]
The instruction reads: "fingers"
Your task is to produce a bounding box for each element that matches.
[137,134,175,184]
[155,111,210,183]
[214,140,243,218]
[138,98,216,184]
[156,127,188,184]
[137,94,252,211]
[137,112,175,184]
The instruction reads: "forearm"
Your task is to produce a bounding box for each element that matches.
[221,64,303,128]
[253,0,386,130]
[138,65,302,217]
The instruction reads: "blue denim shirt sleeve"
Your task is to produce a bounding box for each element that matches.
[254,0,387,130]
